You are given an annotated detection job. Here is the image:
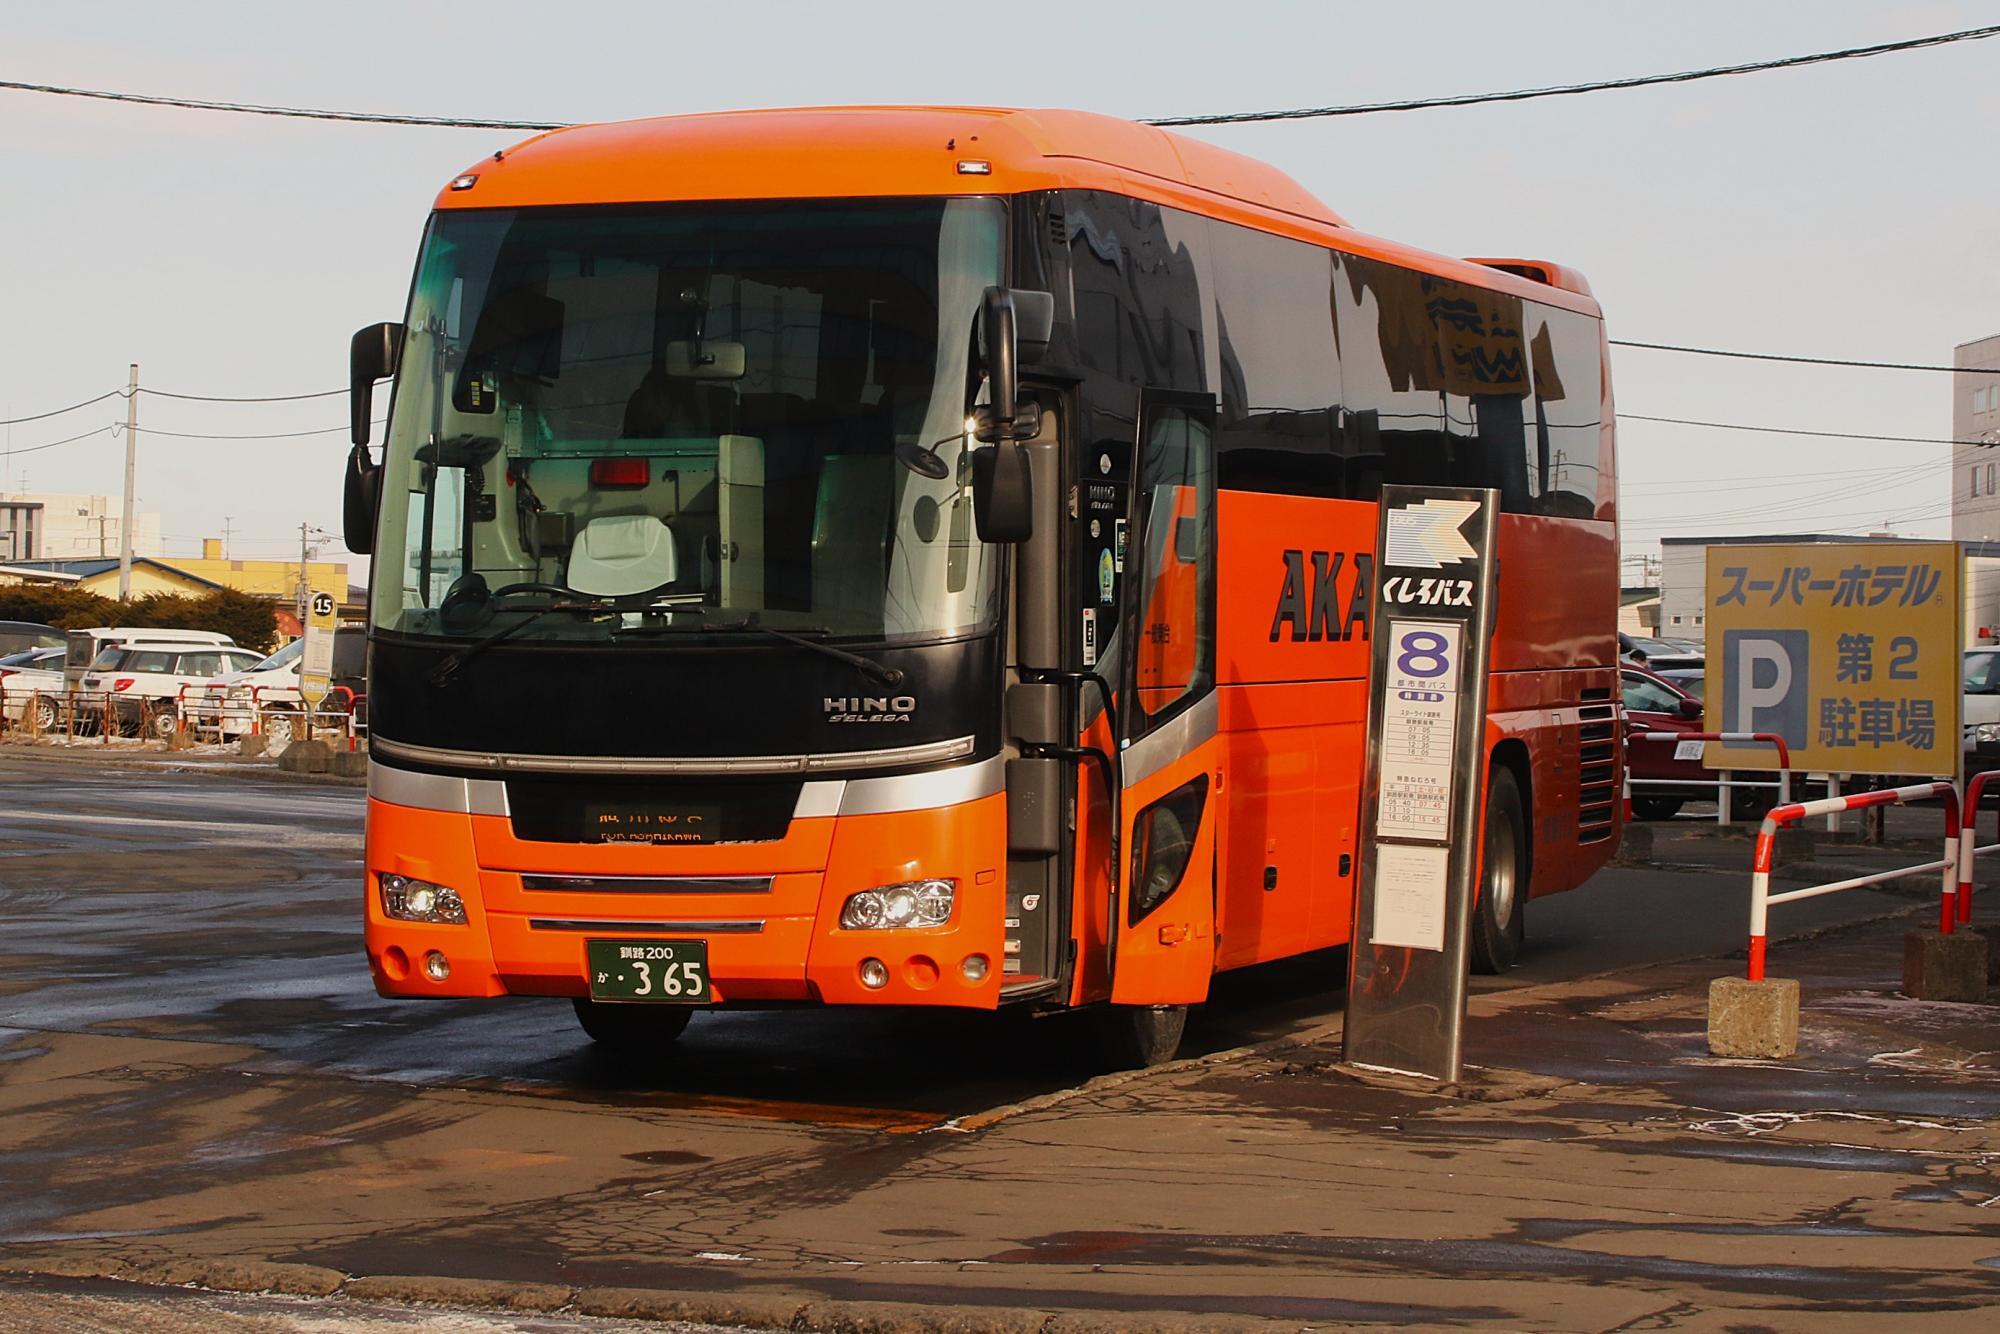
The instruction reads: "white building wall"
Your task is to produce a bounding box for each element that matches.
[1953,335,2000,543]
[1657,542,1709,635]
[0,492,162,560]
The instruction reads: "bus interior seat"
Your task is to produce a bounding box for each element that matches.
[566,514,681,597]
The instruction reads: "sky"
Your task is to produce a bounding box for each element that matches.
[4,0,1999,583]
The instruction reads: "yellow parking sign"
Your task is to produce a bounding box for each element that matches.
[1703,542,1960,777]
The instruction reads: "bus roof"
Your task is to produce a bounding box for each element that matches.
[437,106,1600,317]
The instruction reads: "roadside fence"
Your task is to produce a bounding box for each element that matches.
[1743,780,1959,982]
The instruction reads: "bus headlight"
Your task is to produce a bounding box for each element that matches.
[380,873,467,924]
[840,878,955,930]
[1975,723,2000,744]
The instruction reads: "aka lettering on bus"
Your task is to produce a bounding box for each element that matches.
[1268,550,1372,643]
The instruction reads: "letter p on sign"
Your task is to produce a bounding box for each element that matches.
[1722,628,1808,745]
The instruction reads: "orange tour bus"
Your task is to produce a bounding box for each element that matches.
[343,106,1620,1067]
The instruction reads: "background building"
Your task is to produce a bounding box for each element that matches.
[0,492,162,563]
[1953,334,2000,543]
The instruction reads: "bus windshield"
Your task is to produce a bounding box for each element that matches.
[371,197,1006,645]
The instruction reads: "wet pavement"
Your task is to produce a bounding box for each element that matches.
[1,747,1997,1329]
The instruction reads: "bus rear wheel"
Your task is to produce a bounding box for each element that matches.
[571,999,693,1053]
[1095,1003,1188,1070]
[1469,767,1527,975]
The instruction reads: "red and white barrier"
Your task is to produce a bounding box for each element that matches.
[1746,781,1958,981]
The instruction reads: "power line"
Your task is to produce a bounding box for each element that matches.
[0,388,122,426]
[140,386,346,403]
[7,24,2000,132]
[1621,413,1987,446]
[0,424,117,455]
[124,420,378,441]
[1612,340,2000,374]
[1151,25,2000,124]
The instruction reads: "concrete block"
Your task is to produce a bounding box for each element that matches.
[329,749,368,778]
[237,733,268,758]
[1974,924,2000,985]
[1707,975,1799,1058]
[1902,929,1989,1002]
[1617,821,1653,864]
[163,728,195,752]
[279,738,333,774]
[1773,826,1815,866]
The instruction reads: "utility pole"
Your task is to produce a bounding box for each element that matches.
[296,522,311,623]
[222,516,233,560]
[118,363,137,600]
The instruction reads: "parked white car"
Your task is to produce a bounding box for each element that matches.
[186,627,367,745]
[78,641,267,738]
[0,647,68,730]
[63,626,239,691]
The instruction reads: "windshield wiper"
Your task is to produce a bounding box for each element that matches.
[427,598,615,687]
[615,615,904,687]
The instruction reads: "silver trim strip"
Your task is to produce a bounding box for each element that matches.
[837,754,1006,816]
[522,875,772,895]
[792,782,845,820]
[1120,691,1220,788]
[371,734,976,776]
[368,761,510,816]
[529,918,766,934]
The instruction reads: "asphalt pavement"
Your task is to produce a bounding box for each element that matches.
[0,746,1990,1331]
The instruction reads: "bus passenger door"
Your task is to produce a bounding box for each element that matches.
[1112,392,1220,1005]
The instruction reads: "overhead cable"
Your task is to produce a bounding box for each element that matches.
[0,388,122,426]
[140,385,347,403]
[6,24,1999,131]
[1612,340,2000,374]
[0,424,117,455]
[1621,413,1988,446]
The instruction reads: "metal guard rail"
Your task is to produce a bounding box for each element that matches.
[1747,780,1958,982]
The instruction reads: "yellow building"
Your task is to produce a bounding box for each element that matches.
[0,541,349,611]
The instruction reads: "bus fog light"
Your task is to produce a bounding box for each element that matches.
[840,878,955,930]
[380,873,467,924]
[961,954,989,983]
[859,957,889,989]
[422,950,451,981]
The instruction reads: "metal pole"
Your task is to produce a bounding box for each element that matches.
[118,364,136,600]
[296,522,309,624]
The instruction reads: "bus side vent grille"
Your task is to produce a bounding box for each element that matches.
[1577,699,1618,844]
[1048,210,1069,246]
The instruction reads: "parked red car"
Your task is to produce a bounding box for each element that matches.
[1622,665,1710,819]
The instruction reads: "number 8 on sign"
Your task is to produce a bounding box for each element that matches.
[1397,630,1451,680]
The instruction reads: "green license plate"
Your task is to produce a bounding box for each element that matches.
[585,938,710,1003]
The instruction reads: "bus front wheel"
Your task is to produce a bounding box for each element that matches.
[571,999,693,1053]
[1469,767,1527,975]
[1095,1003,1188,1070]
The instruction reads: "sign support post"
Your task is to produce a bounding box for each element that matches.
[1343,485,1500,1084]
[300,589,337,743]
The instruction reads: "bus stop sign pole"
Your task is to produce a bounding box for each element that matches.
[1343,485,1500,1084]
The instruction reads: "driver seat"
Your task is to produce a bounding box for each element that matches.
[567,514,679,597]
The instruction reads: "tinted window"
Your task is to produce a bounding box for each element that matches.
[178,652,224,676]
[1212,226,1340,495]
[1966,652,2000,692]
[121,650,178,674]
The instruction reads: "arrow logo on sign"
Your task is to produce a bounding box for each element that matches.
[1384,499,1480,569]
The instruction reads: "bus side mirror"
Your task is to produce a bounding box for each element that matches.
[343,444,381,555]
[974,288,1055,442]
[971,444,1033,543]
[350,322,404,446]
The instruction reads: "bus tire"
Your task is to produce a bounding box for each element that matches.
[1469,767,1527,975]
[1095,1003,1188,1070]
[571,999,693,1052]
